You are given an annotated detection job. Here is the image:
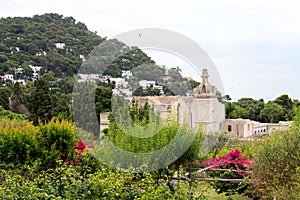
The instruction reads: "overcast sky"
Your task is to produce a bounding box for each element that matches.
[1,0,300,101]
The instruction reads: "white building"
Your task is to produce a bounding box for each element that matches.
[79,55,86,62]
[77,73,101,83]
[138,80,164,95]
[224,118,291,139]
[139,80,156,89]
[55,43,65,49]
[29,65,42,79]
[14,79,26,85]
[110,78,128,89]
[4,74,14,81]
[15,68,23,74]
[122,70,133,78]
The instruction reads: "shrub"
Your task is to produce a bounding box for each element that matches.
[250,118,300,199]
[37,120,78,167]
[0,119,78,167]
[0,120,38,164]
[0,160,208,199]
[203,149,254,197]
[0,106,27,120]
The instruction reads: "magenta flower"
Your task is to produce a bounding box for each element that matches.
[75,140,86,150]
[203,149,254,172]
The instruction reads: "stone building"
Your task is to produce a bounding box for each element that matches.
[224,119,254,138]
[100,69,226,133]
[100,69,291,137]
[99,112,110,132]
[224,118,290,139]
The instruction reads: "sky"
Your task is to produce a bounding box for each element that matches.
[1,0,300,101]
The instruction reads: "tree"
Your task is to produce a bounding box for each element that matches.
[236,98,265,121]
[42,73,56,82]
[29,79,53,125]
[274,94,294,120]
[0,105,26,120]
[260,101,284,123]
[10,82,30,116]
[226,103,249,119]
[187,79,200,90]
[50,92,71,119]
[0,87,10,110]
[225,98,265,121]
[0,54,8,63]
[22,65,34,79]
[167,67,182,82]
[95,86,113,120]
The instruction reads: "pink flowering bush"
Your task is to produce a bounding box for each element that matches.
[74,140,86,151]
[66,140,96,166]
[203,149,254,197]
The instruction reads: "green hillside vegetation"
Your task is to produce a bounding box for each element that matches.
[0,13,202,126]
[0,13,103,77]
[0,13,155,78]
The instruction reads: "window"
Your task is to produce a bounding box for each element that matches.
[228,125,232,132]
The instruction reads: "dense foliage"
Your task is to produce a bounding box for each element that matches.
[0,105,26,120]
[226,94,299,123]
[0,13,103,77]
[0,160,209,200]
[0,119,208,199]
[249,110,300,199]
[0,119,77,166]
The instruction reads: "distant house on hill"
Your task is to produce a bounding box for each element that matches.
[55,43,65,49]
[4,74,14,82]
[29,65,42,79]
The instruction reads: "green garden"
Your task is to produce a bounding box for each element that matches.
[0,106,299,199]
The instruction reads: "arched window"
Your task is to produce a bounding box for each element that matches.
[228,125,232,132]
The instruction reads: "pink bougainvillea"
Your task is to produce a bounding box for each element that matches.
[202,149,254,196]
[203,149,254,175]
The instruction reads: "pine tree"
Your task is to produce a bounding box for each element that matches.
[10,82,30,116]
[29,79,53,125]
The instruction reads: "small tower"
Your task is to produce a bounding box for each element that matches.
[191,69,225,132]
[193,69,217,97]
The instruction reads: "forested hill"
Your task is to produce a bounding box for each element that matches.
[0,13,154,77]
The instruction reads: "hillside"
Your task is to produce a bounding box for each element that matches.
[0,13,154,78]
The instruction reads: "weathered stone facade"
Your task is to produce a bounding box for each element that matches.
[107,69,226,133]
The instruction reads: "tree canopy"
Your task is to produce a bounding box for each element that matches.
[226,94,298,123]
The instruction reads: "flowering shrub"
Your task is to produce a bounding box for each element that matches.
[203,149,254,197]
[66,140,96,166]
